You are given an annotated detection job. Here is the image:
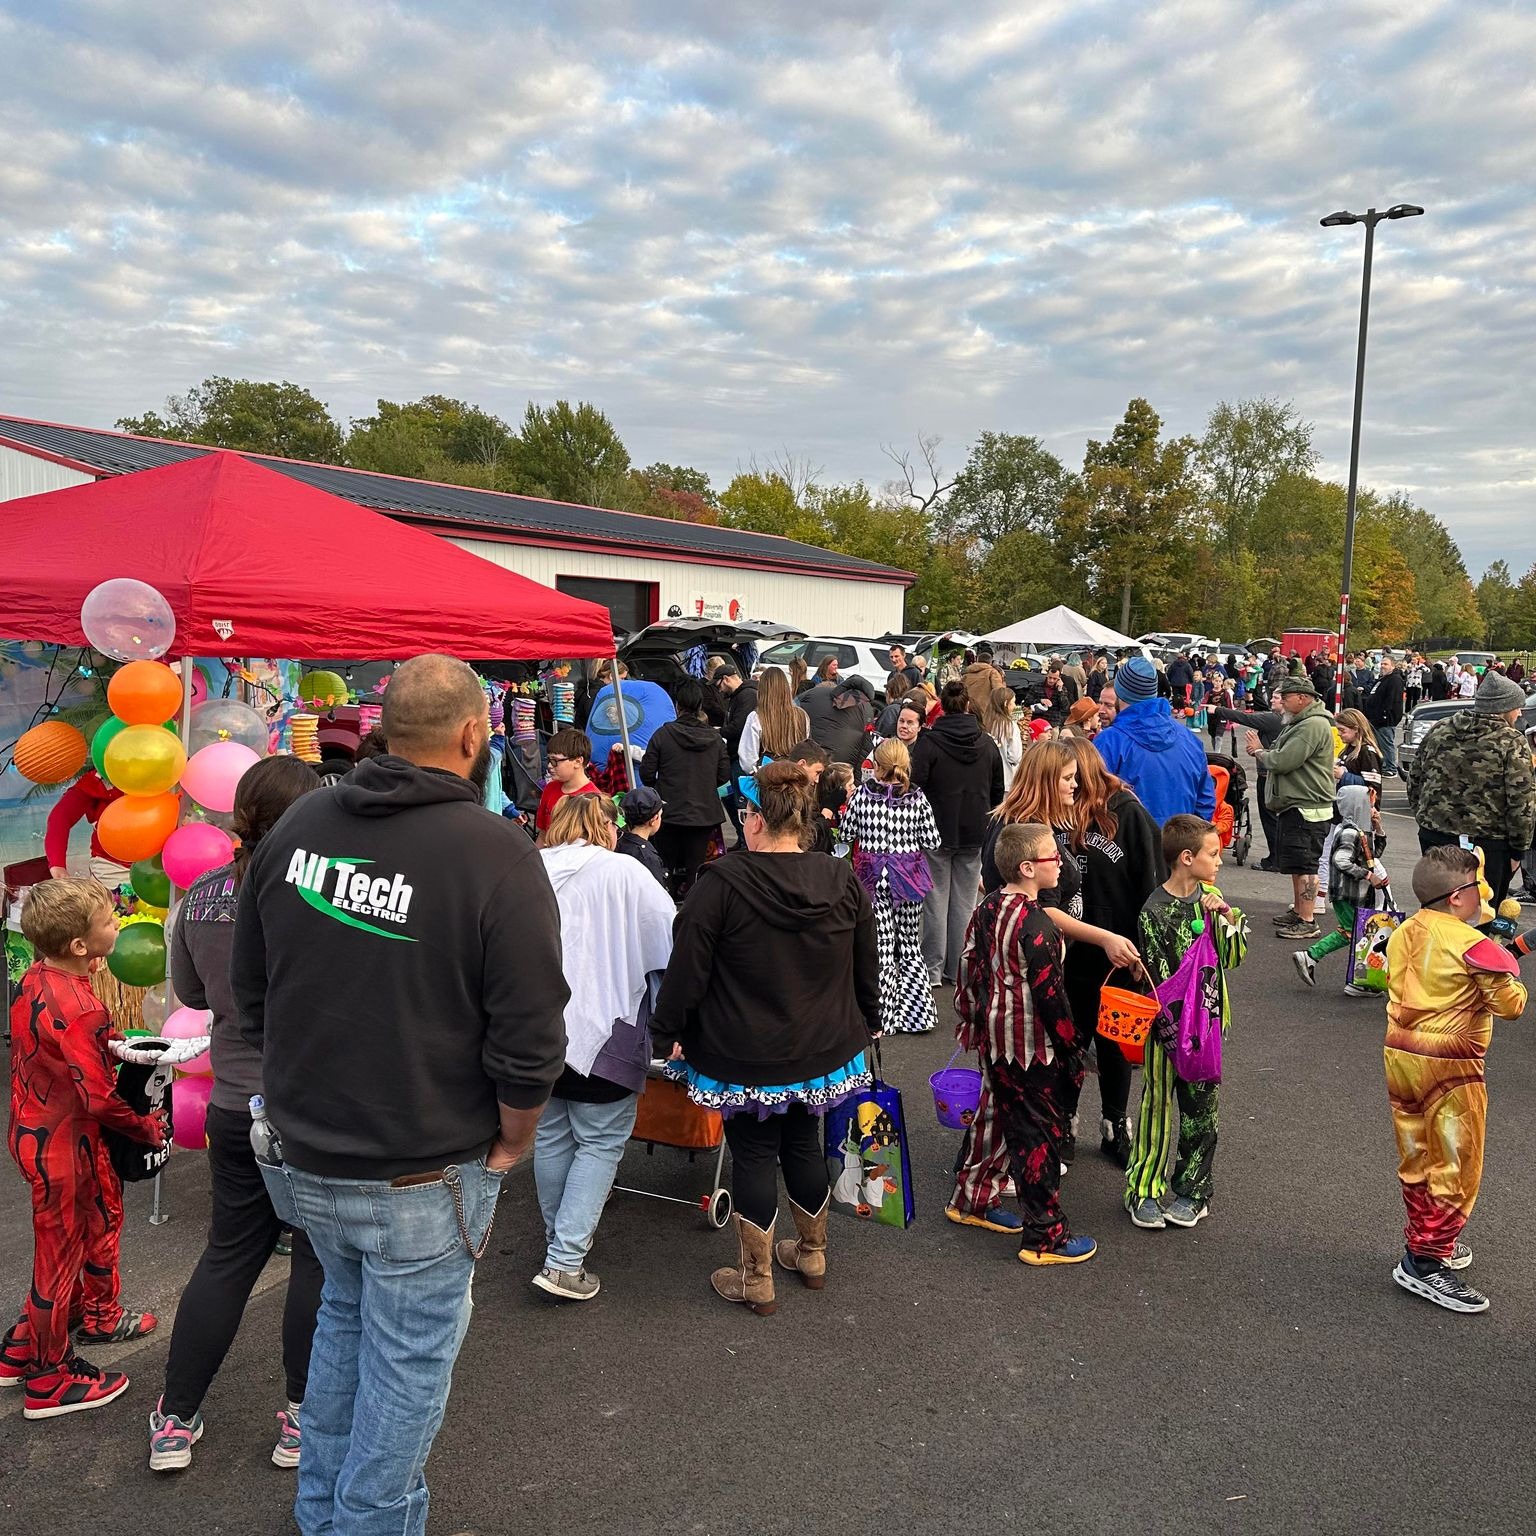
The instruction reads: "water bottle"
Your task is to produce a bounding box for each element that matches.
[249,1094,284,1168]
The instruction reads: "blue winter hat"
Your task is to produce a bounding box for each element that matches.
[1114,656,1158,703]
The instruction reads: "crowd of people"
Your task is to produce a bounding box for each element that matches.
[5,634,1533,1533]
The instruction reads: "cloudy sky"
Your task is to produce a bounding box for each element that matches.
[1,1,1531,575]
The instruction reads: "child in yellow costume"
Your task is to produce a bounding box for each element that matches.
[1385,845,1527,1314]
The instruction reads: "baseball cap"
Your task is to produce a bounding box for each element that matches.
[622,785,664,824]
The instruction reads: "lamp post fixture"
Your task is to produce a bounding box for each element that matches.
[1319,202,1424,710]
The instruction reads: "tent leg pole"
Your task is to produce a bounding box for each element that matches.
[149,1171,168,1226]
[609,660,636,787]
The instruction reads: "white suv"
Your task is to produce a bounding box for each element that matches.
[756,636,895,695]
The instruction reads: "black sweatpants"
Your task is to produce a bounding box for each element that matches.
[161,1103,324,1419]
[653,824,717,897]
[1256,770,1279,864]
[722,1106,829,1229]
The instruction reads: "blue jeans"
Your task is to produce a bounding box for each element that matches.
[533,1094,638,1271]
[262,1159,505,1536]
[1376,722,1397,774]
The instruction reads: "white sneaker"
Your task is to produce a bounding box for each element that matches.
[1292,951,1317,987]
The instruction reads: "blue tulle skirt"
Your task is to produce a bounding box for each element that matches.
[664,1050,872,1120]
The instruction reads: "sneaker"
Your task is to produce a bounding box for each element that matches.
[275,1230,294,1258]
[1292,951,1317,988]
[1275,918,1322,940]
[1100,1119,1132,1170]
[1445,1241,1473,1271]
[1061,1113,1078,1168]
[1127,1195,1166,1230]
[531,1266,601,1302]
[1019,1234,1097,1266]
[1271,906,1300,926]
[1342,984,1379,999]
[272,1404,301,1468]
[1164,1195,1210,1227]
[23,1354,130,1420]
[945,1204,1023,1233]
[1,1323,29,1389]
[75,1309,157,1346]
[1392,1255,1488,1313]
[148,1395,205,1468]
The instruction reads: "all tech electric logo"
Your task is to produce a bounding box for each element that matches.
[284,850,418,942]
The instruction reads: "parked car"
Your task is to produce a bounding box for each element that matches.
[755,635,895,696]
[1245,637,1282,654]
[1138,631,1208,653]
[1398,696,1536,775]
[1448,651,1498,672]
[620,618,807,693]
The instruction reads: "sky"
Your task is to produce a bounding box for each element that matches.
[1,1,1531,577]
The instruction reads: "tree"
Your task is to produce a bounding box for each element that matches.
[717,472,819,542]
[1198,397,1316,553]
[971,530,1080,632]
[1475,560,1518,650]
[942,432,1068,546]
[345,395,515,487]
[1508,563,1536,651]
[881,434,956,518]
[905,538,976,631]
[637,462,715,502]
[117,376,345,463]
[515,400,631,506]
[1369,493,1481,640]
[1058,400,1204,634]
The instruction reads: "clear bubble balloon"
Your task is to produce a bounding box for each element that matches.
[80,579,176,663]
[180,799,236,832]
[188,698,269,756]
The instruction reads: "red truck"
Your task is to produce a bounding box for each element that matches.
[1280,628,1339,661]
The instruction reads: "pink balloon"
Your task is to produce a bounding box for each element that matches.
[181,740,259,813]
[162,822,235,889]
[163,1005,213,1075]
[172,1073,213,1150]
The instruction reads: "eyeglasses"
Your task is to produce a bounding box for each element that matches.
[1027,852,1062,865]
[1433,879,1480,905]
[546,754,569,766]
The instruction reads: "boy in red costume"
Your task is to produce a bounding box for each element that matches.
[2,879,164,1418]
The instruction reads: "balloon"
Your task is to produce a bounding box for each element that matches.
[80,578,176,662]
[161,822,234,889]
[180,799,236,832]
[103,723,187,796]
[188,699,269,756]
[107,660,183,726]
[172,1073,212,1150]
[93,716,176,778]
[139,980,169,1032]
[97,791,180,863]
[130,854,172,909]
[106,920,166,987]
[181,740,259,813]
[162,1005,214,1075]
[13,721,89,785]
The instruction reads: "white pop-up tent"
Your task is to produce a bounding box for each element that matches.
[981,604,1138,652]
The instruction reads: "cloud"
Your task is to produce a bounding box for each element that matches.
[0,0,1531,576]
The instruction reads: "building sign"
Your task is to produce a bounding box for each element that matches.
[691,593,745,622]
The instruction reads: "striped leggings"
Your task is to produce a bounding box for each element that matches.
[1124,1039,1219,1207]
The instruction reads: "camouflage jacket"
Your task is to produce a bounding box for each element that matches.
[1406,711,1536,853]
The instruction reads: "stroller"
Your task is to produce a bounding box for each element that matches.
[1205,751,1253,866]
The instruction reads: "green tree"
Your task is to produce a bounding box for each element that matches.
[1368,494,1480,640]
[942,432,1067,545]
[1508,563,1536,651]
[718,472,821,543]
[1058,399,1203,634]
[118,376,345,463]
[637,462,714,502]
[971,530,1081,632]
[1244,473,1347,636]
[905,539,976,631]
[515,400,631,506]
[1198,397,1316,554]
[345,395,515,487]
[1475,560,1518,649]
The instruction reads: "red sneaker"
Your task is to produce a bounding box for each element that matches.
[23,1354,130,1419]
[1,1324,29,1389]
[75,1310,158,1346]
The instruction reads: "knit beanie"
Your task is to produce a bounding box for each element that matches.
[1475,670,1526,715]
[1114,656,1158,703]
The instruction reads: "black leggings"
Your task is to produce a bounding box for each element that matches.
[723,1106,829,1229]
[652,824,717,896]
[161,1103,324,1418]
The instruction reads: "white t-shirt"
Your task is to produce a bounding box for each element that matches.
[1457,672,1478,699]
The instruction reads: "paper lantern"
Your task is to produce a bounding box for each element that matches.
[97,792,180,864]
[107,660,183,726]
[80,578,175,662]
[161,822,234,889]
[298,670,350,708]
[13,721,89,785]
[162,1005,214,1076]
[129,855,172,909]
[172,1073,213,1150]
[103,723,187,797]
[106,920,166,988]
[181,740,259,813]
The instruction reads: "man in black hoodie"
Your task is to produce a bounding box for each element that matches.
[911,682,1005,985]
[232,653,566,1535]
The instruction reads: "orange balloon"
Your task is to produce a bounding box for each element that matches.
[13,721,89,785]
[107,661,183,726]
[97,791,181,864]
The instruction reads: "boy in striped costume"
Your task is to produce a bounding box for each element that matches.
[1125,815,1248,1231]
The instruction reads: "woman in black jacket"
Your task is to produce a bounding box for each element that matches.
[1060,735,1165,1167]
[638,678,730,896]
[653,760,880,1316]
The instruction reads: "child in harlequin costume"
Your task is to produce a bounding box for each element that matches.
[953,822,1097,1266]
[1384,846,1527,1314]
[2,879,165,1418]
[1125,816,1248,1232]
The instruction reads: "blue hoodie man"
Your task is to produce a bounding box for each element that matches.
[1094,658,1216,827]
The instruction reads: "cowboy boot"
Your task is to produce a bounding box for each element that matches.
[773,1196,828,1289]
[710,1215,777,1315]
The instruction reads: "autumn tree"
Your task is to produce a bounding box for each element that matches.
[118,376,346,463]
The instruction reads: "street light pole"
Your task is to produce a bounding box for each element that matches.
[1319,202,1423,713]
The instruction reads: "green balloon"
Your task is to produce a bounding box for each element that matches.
[129,855,172,909]
[91,717,178,782]
[106,922,167,989]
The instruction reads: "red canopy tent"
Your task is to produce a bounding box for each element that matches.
[0,451,614,659]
